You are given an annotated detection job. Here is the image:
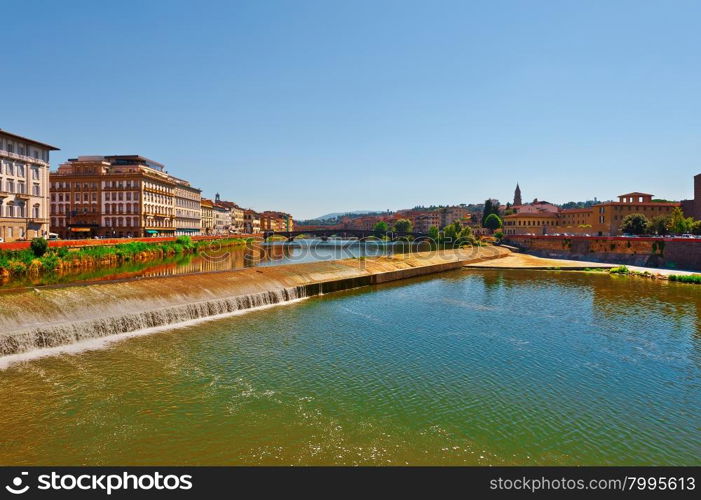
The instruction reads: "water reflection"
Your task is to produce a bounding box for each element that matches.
[0,239,430,290]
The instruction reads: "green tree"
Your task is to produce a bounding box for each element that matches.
[393,218,413,233]
[481,199,494,226]
[373,221,389,235]
[620,213,650,235]
[648,215,671,236]
[30,237,49,257]
[691,220,701,235]
[494,230,504,242]
[428,226,439,240]
[668,207,693,235]
[483,213,502,232]
[442,223,459,244]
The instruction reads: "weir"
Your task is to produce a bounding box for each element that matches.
[0,247,508,357]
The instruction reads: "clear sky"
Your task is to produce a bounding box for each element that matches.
[4,0,700,219]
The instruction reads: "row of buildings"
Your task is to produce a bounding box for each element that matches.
[0,129,293,242]
[502,180,701,236]
[297,206,485,235]
[303,176,701,238]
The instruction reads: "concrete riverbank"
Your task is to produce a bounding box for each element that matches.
[0,246,508,357]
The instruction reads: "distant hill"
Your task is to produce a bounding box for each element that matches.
[312,210,379,220]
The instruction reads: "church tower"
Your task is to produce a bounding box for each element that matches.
[514,183,522,206]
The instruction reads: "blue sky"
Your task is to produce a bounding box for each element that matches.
[4,0,700,219]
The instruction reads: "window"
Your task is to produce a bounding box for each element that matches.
[33,184,40,196]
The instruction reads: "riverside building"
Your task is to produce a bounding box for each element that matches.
[50,155,200,238]
[173,177,202,236]
[0,129,59,242]
[503,192,681,236]
[200,198,214,235]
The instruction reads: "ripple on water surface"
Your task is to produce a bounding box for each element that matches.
[0,269,699,465]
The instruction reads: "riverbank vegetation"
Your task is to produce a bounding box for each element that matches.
[668,274,701,284]
[0,236,251,281]
[590,264,701,284]
[620,208,701,235]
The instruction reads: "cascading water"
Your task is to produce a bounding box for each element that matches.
[0,286,307,356]
[0,248,502,360]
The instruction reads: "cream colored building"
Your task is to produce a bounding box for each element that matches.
[213,204,229,235]
[173,177,202,236]
[0,129,58,241]
[200,198,214,235]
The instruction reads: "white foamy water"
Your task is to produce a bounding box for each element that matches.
[0,293,309,370]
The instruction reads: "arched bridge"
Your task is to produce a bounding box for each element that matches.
[262,229,430,242]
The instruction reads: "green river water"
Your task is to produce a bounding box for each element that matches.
[0,269,699,465]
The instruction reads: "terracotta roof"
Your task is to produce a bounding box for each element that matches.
[504,212,559,218]
[561,208,593,213]
[598,201,680,207]
[618,192,653,197]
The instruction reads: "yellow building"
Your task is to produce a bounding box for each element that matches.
[503,212,559,235]
[591,193,679,236]
[504,192,681,236]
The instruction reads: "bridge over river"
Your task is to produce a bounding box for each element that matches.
[263,229,430,241]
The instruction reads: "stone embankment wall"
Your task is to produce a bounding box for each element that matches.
[505,235,701,271]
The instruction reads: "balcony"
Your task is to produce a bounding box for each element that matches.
[0,149,49,166]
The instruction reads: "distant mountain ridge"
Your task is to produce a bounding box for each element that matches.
[312,210,380,220]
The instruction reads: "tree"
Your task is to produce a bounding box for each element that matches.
[494,230,504,242]
[30,237,49,257]
[459,225,473,239]
[668,207,693,235]
[428,226,439,240]
[443,223,459,242]
[648,215,671,236]
[393,219,413,233]
[483,213,502,232]
[691,220,701,235]
[481,199,495,226]
[372,221,388,235]
[620,213,649,235]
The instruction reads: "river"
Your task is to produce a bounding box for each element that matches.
[0,268,698,465]
[0,240,407,289]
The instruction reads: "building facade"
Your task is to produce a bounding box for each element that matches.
[260,211,293,232]
[0,129,58,242]
[173,178,202,236]
[200,198,214,235]
[503,192,681,236]
[439,206,470,228]
[213,204,229,235]
[244,209,260,234]
[681,173,701,220]
[50,155,198,238]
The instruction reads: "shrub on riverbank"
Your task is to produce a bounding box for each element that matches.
[668,274,701,284]
[0,237,250,279]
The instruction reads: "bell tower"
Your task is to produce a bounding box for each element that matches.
[514,183,522,206]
